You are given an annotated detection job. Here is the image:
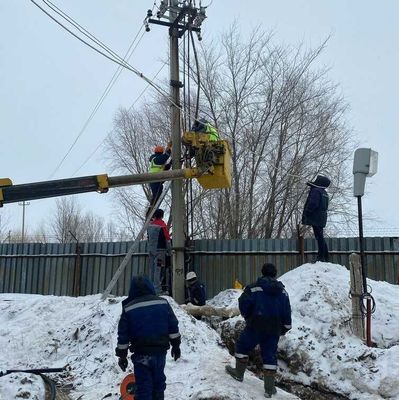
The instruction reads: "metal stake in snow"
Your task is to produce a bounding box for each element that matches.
[353,148,378,347]
[100,182,171,300]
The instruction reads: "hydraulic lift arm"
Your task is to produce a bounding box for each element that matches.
[0,169,198,206]
[0,135,232,206]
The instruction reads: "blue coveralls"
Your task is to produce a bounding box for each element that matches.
[236,277,291,371]
[116,277,180,400]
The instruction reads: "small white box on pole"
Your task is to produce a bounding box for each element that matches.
[353,148,378,196]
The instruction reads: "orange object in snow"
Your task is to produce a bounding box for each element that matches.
[234,279,243,289]
[120,373,136,400]
[153,145,165,153]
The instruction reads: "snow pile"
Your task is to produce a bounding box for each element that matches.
[0,293,297,399]
[207,289,241,309]
[216,262,399,400]
[0,373,45,400]
[3,262,397,399]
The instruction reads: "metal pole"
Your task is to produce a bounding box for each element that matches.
[169,0,186,304]
[357,196,367,292]
[357,195,372,347]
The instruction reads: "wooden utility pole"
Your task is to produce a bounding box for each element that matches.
[349,253,364,339]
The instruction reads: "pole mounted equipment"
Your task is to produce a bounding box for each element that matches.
[144,0,208,304]
[352,147,378,347]
[145,1,206,38]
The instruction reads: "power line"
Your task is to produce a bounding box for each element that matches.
[29,0,173,105]
[49,29,146,179]
[45,1,152,178]
[72,62,167,177]
[31,0,207,180]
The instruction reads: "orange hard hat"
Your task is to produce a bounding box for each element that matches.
[153,145,165,153]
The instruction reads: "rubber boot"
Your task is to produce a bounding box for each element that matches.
[263,370,277,398]
[225,357,248,382]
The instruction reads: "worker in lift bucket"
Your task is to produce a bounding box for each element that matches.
[191,117,220,141]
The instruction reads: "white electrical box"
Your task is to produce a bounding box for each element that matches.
[353,148,378,196]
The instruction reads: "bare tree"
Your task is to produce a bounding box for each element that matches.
[0,211,10,242]
[105,220,131,242]
[106,26,356,239]
[31,223,51,243]
[106,100,172,235]
[79,212,105,242]
[50,197,83,243]
[191,26,355,238]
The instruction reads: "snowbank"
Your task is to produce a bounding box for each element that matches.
[3,261,396,399]
[215,262,399,400]
[0,292,297,399]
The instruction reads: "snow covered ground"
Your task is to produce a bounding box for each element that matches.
[0,292,297,399]
[216,262,399,400]
[1,262,398,399]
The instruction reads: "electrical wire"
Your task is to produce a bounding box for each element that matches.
[44,0,153,178]
[31,0,214,185]
[49,28,146,179]
[73,62,168,177]
[30,0,199,180]
[29,0,174,106]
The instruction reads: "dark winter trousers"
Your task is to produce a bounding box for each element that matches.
[132,353,166,400]
[149,182,164,206]
[312,225,329,262]
[235,327,280,371]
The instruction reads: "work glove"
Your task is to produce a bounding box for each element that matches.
[171,346,181,361]
[115,346,128,359]
[118,357,128,372]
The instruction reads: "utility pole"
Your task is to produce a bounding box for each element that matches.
[169,0,185,303]
[147,0,206,303]
[18,200,30,242]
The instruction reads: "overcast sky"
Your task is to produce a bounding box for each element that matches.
[1,0,398,238]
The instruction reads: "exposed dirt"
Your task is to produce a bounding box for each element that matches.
[216,318,350,400]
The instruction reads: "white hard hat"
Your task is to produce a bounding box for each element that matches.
[186,271,197,280]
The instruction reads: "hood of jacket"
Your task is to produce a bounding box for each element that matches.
[256,276,285,296]
[128,276,156,299]
[307,175,330,189]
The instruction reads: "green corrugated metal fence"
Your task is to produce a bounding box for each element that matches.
[0,237,398,298]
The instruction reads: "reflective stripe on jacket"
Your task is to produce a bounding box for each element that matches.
[238,277,292,335]
[117,276,180,355]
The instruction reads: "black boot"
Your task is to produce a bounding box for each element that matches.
[225,357,248,382]
[263,370,277,398]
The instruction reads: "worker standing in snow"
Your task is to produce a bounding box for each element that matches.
[301,175,331,262]
[147,209,172,295]
[185,271,206,306]
[225,263,291,398]
[148,141,172,209]
[115,276,181,400]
